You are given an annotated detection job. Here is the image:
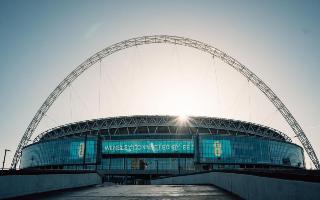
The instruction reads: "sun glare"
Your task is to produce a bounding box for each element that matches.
[177,114,189,125]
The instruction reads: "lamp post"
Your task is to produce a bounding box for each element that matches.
[2,149,11,170]
[156,160,159,174]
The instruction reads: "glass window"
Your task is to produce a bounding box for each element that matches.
[20,137,97,168]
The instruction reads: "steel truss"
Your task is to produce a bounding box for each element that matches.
[33,115,291,142]
[11,35,320,169]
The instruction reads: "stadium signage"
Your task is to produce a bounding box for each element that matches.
[102,140,194,154]
[70,141,95,159]
[200,139,232,159]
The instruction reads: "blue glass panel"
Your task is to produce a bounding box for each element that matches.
[70,141,95,160]
[199,135,304,168]
[201,139,231,159]
[20,138,96,168]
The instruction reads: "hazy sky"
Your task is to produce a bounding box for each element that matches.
[0,0,319,168]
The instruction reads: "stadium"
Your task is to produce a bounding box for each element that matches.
[12,35,319,184]
[20,115,304,175]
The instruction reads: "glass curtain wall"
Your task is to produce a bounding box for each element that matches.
[199,135,304,168]
[20,137,97,169]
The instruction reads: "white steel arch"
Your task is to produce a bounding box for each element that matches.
[11,35,320,169]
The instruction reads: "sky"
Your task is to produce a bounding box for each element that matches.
[0,0,320,169]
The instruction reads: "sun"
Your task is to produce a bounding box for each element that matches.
[178,114,189,122]
[176,114,190,125]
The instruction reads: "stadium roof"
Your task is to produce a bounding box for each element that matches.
[34,115,291,143]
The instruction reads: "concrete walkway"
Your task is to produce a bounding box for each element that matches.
[18,184,240,200]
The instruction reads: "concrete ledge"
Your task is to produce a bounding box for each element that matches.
[151,172,320,200]
[0,173,102,199]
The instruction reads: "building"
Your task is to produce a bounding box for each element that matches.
[20,115,304,177]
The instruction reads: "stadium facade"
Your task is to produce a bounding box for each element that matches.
[20,115,305,175]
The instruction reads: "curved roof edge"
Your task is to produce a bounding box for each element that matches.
[33,115,292,143]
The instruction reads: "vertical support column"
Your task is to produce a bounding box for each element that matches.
[156,160,159,174]
[194,134,201,171]
[178,153,181,174]
[194,134,200,163]
[125,156,127,184]
[83,133,88,170]
[96,134,102,170]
